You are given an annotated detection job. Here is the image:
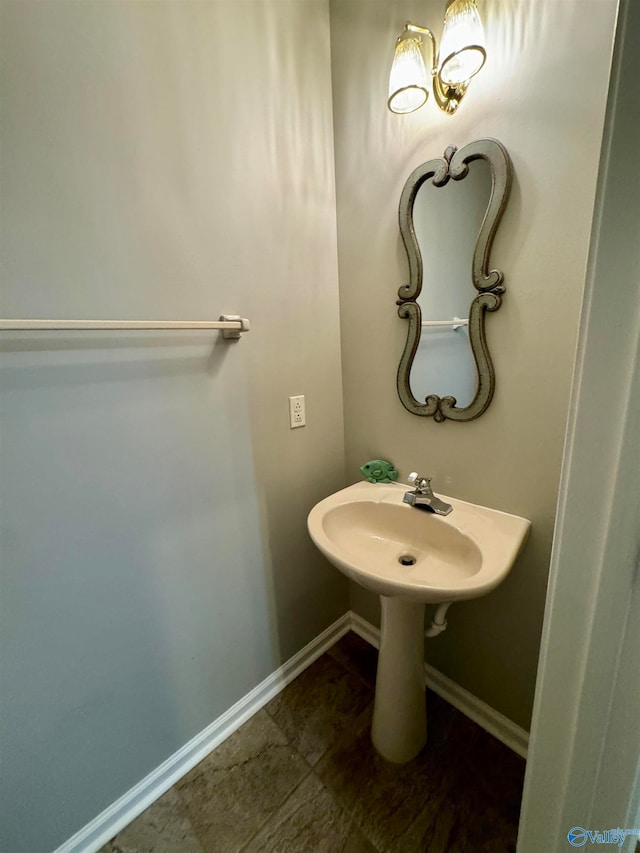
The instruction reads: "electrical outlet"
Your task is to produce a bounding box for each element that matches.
[289,395,306,429]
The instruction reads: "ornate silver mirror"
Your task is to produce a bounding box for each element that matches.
[396,138,512,422]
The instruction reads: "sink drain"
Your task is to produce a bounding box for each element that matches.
[399,554,416,566]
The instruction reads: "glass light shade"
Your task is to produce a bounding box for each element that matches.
[387,35,429,114]
[438,0,486,86]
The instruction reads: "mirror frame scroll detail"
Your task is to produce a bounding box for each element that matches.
[396,138,513,422]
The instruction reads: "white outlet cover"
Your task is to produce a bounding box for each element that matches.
[289,395,306,428]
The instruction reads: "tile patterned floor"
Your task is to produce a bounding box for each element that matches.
[101,632,525,853]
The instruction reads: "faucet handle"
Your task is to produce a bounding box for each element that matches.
[408,472,431,491]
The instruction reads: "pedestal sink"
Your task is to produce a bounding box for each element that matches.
[307,481,530,763]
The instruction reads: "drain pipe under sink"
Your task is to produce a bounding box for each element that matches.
[425,602,452,637]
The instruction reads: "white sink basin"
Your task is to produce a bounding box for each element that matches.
[307,480,531,764]
[308,481,530,603]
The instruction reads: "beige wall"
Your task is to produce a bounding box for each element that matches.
[330,0,618,729]
[0,3,345,851]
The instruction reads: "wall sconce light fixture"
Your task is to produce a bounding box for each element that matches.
[388,0,486,115]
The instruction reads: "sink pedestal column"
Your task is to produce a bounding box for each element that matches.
[371,596,426,763]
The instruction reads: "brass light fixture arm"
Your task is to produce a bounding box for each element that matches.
[405,23,437,68]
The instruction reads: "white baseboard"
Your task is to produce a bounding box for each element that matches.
[350,611,529,759]
[349,610,381,649]
[53,613,351,853]
[56,608,528,852]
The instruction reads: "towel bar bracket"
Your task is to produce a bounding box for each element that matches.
[219,315,251,339]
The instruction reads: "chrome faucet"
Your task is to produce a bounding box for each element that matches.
[403,472,453,516]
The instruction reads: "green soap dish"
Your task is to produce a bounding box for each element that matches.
[360,459,398,484]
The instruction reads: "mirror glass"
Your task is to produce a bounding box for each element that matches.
[410,163,492,407]
[396,138,512,422]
